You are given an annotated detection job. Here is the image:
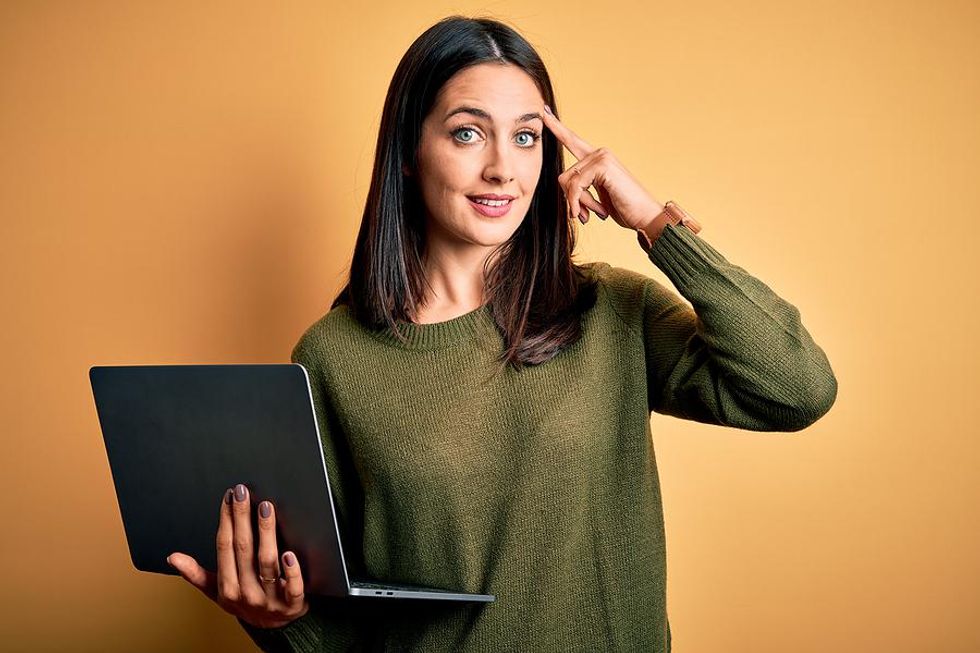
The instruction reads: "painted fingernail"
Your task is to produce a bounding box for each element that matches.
[259,501,271,518]
[544,104,553,115]
[234,484,247,502]
[224,488,233,505]
[284,552,296,567]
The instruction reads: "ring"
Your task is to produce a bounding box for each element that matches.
[259,574,280,583]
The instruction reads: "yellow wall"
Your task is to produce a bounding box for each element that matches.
[2,1,977,651]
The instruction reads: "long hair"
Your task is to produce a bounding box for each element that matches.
[332,15,598,373]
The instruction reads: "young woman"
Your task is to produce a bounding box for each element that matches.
[168,15,837,652]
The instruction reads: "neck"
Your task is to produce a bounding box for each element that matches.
[415,236,496,325]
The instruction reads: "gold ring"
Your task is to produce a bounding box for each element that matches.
[259,574,280,583]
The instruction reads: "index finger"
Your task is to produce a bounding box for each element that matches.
[540,105,596,162]
[216,487,241,599]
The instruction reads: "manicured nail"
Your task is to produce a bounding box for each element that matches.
[224,489,233,505]
[234,484,247,502]
[544,104,552,115]
[284,552,296,567]
[166,555,173,566]
[259,501,271,518]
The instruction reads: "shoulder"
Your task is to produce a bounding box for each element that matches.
[581,260,649,295]
[290,304,360,368]
[578,260,686,330]
[580,260,650,322]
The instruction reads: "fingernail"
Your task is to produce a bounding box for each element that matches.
[166,555,172,566]
[234,484,247,502]
[284,552,296,567]
[224,489,233,505]
[544,104,552,115]
[259,501,271,518]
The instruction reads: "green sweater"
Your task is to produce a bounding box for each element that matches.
[238,223,838,652]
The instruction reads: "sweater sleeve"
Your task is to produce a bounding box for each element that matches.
[235,330,370,652]
[641,223,838,431]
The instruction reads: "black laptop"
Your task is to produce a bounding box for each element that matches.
[89,363,495,602]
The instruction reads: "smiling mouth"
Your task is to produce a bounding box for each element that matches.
[467,197,514,206]
[467,196,515,217]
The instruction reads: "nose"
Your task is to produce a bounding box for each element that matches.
[482,139,515,184]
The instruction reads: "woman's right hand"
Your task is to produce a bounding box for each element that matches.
[167,483,310,629]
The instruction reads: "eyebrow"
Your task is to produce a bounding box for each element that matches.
[443,106,543,124]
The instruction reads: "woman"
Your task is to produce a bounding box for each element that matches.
[168,15,837,652]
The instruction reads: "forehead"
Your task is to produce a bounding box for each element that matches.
[434,63,543,117]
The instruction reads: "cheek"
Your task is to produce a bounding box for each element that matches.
[520,156,543,191]
[426,149,476,195]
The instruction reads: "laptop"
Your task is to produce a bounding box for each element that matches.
[89,363,495,602]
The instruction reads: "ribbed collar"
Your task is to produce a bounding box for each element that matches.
[369,303,498,350]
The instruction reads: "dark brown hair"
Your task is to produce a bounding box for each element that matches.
[332,15,597,372]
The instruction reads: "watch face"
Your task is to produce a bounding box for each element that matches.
[664,201,685,223]
[665,202,702,234]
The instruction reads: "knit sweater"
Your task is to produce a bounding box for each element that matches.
[238,223,838,652]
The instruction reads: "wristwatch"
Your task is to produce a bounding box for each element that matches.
[636,200,703,252]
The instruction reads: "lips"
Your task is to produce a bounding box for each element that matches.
[468,196,514,218]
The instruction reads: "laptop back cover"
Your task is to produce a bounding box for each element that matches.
[89,363,351,597]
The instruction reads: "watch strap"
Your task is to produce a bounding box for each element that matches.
[636,200,703,252]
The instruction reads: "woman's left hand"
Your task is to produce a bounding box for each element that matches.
[540,104,664,230]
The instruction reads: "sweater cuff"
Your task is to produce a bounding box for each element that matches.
[238,609,322,652]
[645,222,728,291]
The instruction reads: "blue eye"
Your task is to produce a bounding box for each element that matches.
[516,131,541,147]
[453,127,477,143]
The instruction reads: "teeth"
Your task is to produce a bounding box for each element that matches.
[472,198,511,206]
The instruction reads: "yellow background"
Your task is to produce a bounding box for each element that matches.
[2,1,977,651]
